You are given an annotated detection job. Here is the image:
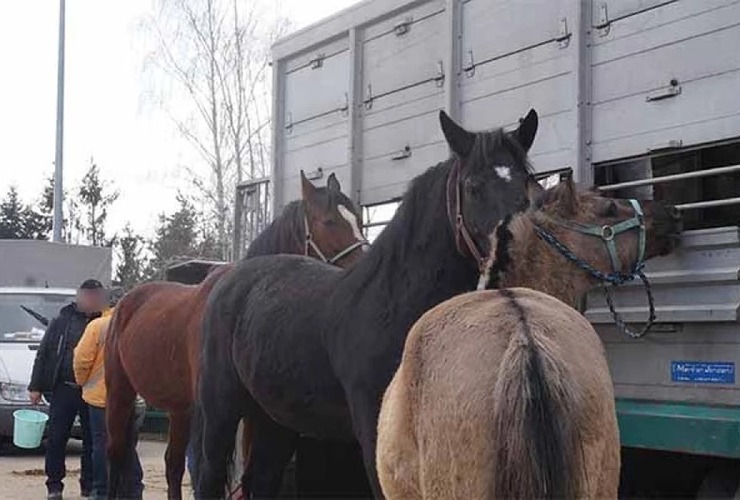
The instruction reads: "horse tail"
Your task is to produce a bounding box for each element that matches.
[491,289,582,499]
[192,288,245,499]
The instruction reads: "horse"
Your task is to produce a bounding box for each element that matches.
[376,180,682,499]
[104,172,367,500]
[192,108,544,498]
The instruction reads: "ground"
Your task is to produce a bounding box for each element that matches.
[0,436,192,499]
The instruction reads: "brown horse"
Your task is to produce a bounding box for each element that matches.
[377,180,682,499]
[105,172,367,500]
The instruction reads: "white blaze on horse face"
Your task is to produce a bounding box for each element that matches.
[494,166,512,182]
[338,204,365,243]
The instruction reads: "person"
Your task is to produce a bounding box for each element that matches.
[73,293,146,500]
[28,279,108,500]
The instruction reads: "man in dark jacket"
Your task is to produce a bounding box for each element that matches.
[28,279,108,500]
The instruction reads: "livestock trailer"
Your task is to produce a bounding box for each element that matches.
[270,0,740,495]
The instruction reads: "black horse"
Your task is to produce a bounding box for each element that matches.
[193,109,542,498]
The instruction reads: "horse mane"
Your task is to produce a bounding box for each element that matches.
[245,200,305,259]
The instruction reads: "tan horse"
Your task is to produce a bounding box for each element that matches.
[377,180,682,499]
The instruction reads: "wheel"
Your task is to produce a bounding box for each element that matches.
[696,462,740,499]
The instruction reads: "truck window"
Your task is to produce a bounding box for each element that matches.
[0,294,73,342]
[594,141,740,231]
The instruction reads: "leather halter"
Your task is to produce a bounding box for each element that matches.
[303,214,368,265]
[446,160,486,271]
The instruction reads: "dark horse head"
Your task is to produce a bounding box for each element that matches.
[247,172,367,268]
[439,109,542,268]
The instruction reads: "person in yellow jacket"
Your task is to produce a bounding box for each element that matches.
[74,304,145,500]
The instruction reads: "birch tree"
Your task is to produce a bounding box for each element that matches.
[143,0,287,258]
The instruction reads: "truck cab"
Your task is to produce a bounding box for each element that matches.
[0,287,77,442]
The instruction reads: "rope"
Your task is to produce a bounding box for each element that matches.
[533,224,656,339]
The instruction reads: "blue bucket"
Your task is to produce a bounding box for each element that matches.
[13,409,49,449]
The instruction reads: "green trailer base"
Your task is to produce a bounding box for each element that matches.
[617,399,740,459]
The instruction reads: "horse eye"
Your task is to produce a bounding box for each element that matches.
[324,219,336,226]
[605,202,618,217]
[465,178,482,196]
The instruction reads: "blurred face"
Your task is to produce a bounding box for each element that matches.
[76,288,108,314]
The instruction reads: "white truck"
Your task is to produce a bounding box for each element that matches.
[0,240,111,443]
[269,0,740,496]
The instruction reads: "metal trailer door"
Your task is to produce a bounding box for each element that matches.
[459,0,579,174]
[359,0,448,205]
[281,37,351,204]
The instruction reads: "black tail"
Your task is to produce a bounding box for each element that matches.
[192,289,245,499]
[491,289,582,499]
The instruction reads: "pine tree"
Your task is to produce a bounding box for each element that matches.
[115,224,147,290]
[0,187,26,238]
[77,162,119,246]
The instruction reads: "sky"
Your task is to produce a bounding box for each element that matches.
[0,0,361,239]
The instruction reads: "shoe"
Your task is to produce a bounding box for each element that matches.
[47,492,63,500]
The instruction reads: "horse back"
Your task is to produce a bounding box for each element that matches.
[377,288,619,499]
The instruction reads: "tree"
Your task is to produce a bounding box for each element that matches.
[0,186,48,240]
[143,0,287,258]
[115,224,148,291]
[146,193,222,279]
[77,161,120,246]
[0,187,26,238]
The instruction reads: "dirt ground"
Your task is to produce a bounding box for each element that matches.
[0,437,193,499]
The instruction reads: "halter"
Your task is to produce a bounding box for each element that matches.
[446,160,486,271]
[303,214,368,265]
[532,199,656,339]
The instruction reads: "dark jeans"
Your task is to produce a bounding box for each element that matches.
[92,405,145,499]
[45,383,92,495]
[88,406,107,500]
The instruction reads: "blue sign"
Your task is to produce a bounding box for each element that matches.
[671,361,735,384]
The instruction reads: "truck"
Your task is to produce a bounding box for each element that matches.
[0,240,112,444]
[269,0,740,496]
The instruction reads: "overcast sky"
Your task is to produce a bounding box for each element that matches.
[0,0,361,238]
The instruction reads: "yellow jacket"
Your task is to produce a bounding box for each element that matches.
[74,308,114,408]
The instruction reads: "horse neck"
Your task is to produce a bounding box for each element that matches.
[246,202,304,258]
[501,216,593,308]
[346,164,479,321]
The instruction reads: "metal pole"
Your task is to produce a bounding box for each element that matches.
[52,0,66,242]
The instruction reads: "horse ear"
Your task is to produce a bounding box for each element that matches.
[515,109,538,152]
[439,110,475,158]
[556,177,579,215]
[301,170,318,202]
[526,176,546,210]
[326,173,341,193]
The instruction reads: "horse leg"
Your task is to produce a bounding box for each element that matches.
[242,412,298,499]
[192,370,245,499]
[106,345,137,499]
[165,411,190,499]
[348,396,384,498]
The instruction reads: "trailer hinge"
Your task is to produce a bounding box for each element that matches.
[310,53,325,70]
[594,2,610,36]
[285,112,293,134]
[391,145,412,161]
[556,17,571,48]
[394,17,413,37]
[364,84,374,110]
[434,60,445,87]
[463,50,475,78]
[305,167,324,180]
